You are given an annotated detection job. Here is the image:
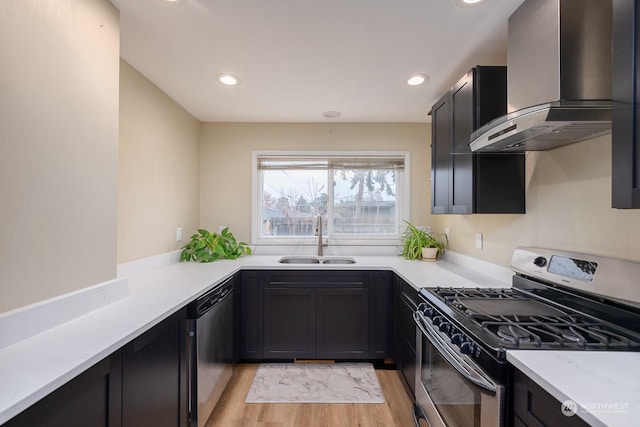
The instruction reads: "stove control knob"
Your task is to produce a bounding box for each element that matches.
[533,256,547,267]
[438,321,451,334]
[418,303,434,318]
[451,333,464,345]
[432,316,444,327]
[460,341,475,355]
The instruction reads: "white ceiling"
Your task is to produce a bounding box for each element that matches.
[110,0,524,123]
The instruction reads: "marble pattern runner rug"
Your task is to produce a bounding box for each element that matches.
[245,362,385,403]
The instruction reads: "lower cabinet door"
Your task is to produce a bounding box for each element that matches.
[369,271,393,359]
[239,270,263,360]
[5,354,122,427]
[316,288,369,359]
[399,335,416,397]
[263,287,317,359]
[122,310,187,427]
[397,282,417,397]
[513,368,590,427]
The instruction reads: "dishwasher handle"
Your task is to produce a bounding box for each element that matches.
[189,276,234,318]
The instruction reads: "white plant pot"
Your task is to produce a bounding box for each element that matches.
[422,247,439,261]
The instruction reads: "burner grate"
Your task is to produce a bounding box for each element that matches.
[423,285,640,352]
[475,314,640,349]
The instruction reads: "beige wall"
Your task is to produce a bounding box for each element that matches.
[199,123,431,244]
[2,1,636,315]
[0,0,120,313]
[200,123,640,267]
[118,60,201,263]
[431,133,640,266]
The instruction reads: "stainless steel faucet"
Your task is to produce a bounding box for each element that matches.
[315,215,326,256]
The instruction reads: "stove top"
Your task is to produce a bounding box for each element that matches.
[424,286,640,351]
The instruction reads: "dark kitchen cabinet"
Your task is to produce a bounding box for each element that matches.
[369,270,393,359]
[5,354,122,427]
[393,274,418,397]
[431,94,452,214]
[239,270,263,359]
[512,368,590,427]
[262,270,368,360]
[264,286,317,359]
[121,308,188,427]
[6,309,188,427]
[241,270,392,361]
[612,0,640,208]
[430,66,526,214]
[316,287,369,359]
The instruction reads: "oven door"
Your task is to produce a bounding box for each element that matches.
[413,311,504,427]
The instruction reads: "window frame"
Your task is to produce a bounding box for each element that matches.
[251,150,410,246]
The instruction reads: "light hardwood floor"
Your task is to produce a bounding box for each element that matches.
[205,364,416,427]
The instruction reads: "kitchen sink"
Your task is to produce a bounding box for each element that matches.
[278,256,321,264]
[277,256,356,264]
[321,257,356,264]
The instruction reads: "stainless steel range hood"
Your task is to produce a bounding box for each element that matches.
[469,0,612,153]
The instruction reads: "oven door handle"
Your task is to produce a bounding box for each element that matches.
[414,311,497,393]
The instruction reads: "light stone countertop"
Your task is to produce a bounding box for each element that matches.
[507,350,640,427]
[0,254,506,424]
[0,253,637,426]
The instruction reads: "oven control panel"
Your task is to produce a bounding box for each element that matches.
[510,246,640,310]
[417,302,482,358]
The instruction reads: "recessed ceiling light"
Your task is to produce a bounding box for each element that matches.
[407,74,430,86]
[454,0,486,7]
[215,73,240,86]
[163,0,188,5]
[322,111,341,119]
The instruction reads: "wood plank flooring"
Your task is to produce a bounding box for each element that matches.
[205,364,416,427]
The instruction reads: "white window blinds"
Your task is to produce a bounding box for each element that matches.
[257,156,405,171]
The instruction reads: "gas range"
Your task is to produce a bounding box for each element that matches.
[419,247,640,361]
[422,285,640,353]
[413,247,640,427]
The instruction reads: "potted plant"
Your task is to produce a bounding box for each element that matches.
[400,221,448,261]
[180,227,252,262]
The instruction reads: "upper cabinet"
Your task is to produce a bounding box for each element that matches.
[430,66,526,214]
[612,0,640,208]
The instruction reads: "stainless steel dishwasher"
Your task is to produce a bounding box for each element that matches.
[187,276,235,427]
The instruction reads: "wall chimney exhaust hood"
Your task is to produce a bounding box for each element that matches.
[469,0,612,153]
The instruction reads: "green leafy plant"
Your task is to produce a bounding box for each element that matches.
[400,220,448,260]
[180,228,252,262]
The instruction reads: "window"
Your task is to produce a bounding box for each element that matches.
[252,152,409,246]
